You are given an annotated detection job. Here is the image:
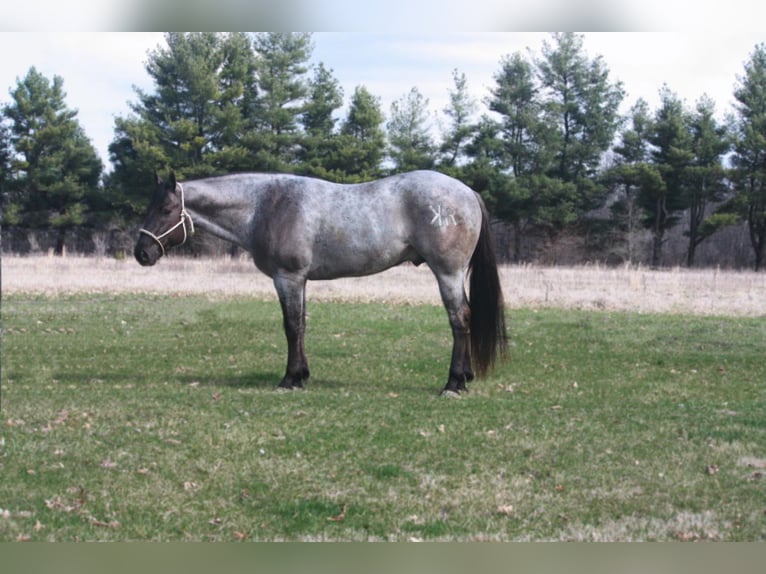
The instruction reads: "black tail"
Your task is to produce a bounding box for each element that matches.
[469,199,508,378]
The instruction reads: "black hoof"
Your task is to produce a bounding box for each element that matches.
[278,377,304,390]
[278,366,310,390]
[441,373,468,395]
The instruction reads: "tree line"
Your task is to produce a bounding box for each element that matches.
[2,32,766,269]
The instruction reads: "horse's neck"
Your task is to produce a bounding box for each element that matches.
[183,181,255,249]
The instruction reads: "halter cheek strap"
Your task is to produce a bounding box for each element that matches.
[139,183,195,257]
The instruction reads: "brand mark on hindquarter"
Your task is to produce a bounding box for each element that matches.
[429,204,458,227]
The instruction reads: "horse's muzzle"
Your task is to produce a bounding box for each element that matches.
[134,239,160,266]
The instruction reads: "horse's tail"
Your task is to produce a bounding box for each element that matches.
[469,197,508,378]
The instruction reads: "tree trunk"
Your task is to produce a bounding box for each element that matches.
[754,230,765,271]
[748,204,766,271]
[686,239,698,268]
[513,221,523,263]
[651,197,666,269]
[54,229,66,256]
[651,230,663,269]
[686,201,701,267]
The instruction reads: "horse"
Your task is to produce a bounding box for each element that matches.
[134,170,507,395]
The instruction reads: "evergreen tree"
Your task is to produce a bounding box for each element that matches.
[302,62,343,137]
[731,43,766,270]
[0,120,11,197]
[609,98,653,263]
[245,32,313,171]
[643,86,693,268]
[478,34,624,260]
[537,33,624,211]
[108,116,169,217]
[488,52,546,178]
[462,115,506,206]
[109,33,254,213]
[211,32,258,170]
[387,86,435,172]
[614,98,653,165]
[439,69,477,169]
[137,33,240,173]
[300,62,344,179]
[683,95,731,266]
[335,85,386,180]
[479,51,544,260]
[2,67,102,254]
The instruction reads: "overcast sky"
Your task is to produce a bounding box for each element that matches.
[1,31,764,170]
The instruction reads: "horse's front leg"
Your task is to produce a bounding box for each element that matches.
[273,272,310,389]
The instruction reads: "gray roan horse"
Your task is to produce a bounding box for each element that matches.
[134,170,507,394]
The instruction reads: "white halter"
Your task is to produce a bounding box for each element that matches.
[138,183,194,256]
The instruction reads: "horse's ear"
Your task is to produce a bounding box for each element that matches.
[169,171,177,191]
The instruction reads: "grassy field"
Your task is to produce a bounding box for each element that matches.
[1,289,765,541]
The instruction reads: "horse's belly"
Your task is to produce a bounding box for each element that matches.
[307,241,417,280]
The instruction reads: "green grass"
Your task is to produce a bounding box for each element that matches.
[1,293,765,541]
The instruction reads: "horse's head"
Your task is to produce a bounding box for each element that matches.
[134,172,194,266]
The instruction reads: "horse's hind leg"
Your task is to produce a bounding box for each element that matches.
[274,272,310,389]
[435,270,472,395]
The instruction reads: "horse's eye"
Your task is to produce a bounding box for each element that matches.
[161,207,172,216]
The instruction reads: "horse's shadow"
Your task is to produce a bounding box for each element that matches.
[177,372,348,391]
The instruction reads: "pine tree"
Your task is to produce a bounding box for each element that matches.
[387,86,435,172]
[731,43,766,270]
[479,51,544,261]
[609,98,654,263]
[0,121,11,200]
[439,69,477,169]
[109,33,254,214]
[335,85,386,180]
[537,33,624,212]
[108,115,169,217]
[300,62,344,179]
[642,86,694,267]
[133,32,253,176]
[2,67,102,254]
[487,52,545,178]
[478,34,624,257]
[683,95,731,266]
[141,33,221,169]
[210,32,258,170]
[245,32,313,171]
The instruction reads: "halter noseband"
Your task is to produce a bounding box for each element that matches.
[139,183,195,257]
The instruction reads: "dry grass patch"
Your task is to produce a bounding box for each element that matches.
[4,255,766,316]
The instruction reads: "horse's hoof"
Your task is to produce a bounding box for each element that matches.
[440,389,462,399]
[278,373,307,390]
[276,385,304,393]
[277,380,301,391]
